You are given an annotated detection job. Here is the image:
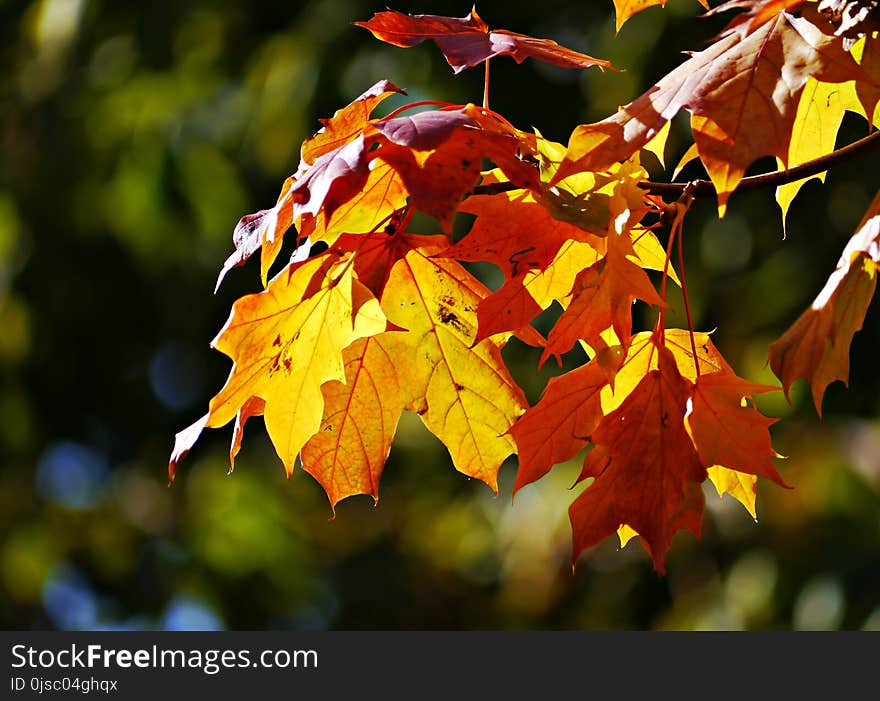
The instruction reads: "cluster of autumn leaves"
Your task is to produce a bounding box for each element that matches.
[171,0,880,572]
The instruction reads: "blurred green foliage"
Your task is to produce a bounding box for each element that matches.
[1,0,879,631]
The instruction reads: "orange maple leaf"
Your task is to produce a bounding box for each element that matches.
[612,0,709,33]
[769,187,880,413]
[301,80,405,165]
[688,370,789,489]
[300,336,405,509]
[443,175,604,278]
[559,5,864,214]
[570,343,707,573]
[541,233,664,365]
[510,359,609,492]
[355,8,615,74]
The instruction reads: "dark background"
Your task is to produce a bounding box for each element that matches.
[1,0,878,631]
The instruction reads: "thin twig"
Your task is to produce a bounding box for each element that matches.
[468,129,880,201]
[640,128,880,199]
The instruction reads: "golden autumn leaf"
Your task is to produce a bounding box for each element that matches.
[601,328,734,414]
[375,234,528,490]
[707,466,759,518]
[776,34,880,221]
[775,77,858,222]
[769,188,880,412]
[169,253,387,480]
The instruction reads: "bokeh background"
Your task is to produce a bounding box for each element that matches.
[2,0,879,631]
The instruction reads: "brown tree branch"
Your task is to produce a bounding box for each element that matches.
[640,128,880,199]
[470,129,880,200]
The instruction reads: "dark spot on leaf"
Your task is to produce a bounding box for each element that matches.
[438,304,467,334]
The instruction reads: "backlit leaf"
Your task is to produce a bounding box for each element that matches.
[612,0,710,33]
[170,253,387,480]
[356,9,615,74]
[570,344,707,573]
[378,235,528,490]
[559,6,864,215]
[300,336,405,509]
[769,188,880,412]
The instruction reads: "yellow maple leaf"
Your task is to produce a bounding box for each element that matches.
[381,244,528,490]
[170,254,387,480]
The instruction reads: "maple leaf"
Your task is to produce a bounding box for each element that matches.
[769,188,880,413]
[300,336,405,509]
[713,0,808,36]
[378,237,528,489]
[510,358,610,492]
[612,0,709,33]
[473,239,602,345]
[776,34,880,220]
[169,253,388,481]
[558,5,865,214]
[306,232,528,492]
[569,343,707,573]
[216,81,407,289]
[370,106,540,231]
[443,173,604,278]
[301,80,405,165]
[707,466,760,518]
[355,9,615,74]
[688,370,788,488]
[541,233,664,365]
[601,328,734,413]
[775,77,859,222]
[512,329,729,492]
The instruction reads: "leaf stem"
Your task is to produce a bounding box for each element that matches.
[483,59,491,110]
[657,210,679,339]
[676,208,700,379]
[640,128,880,199]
